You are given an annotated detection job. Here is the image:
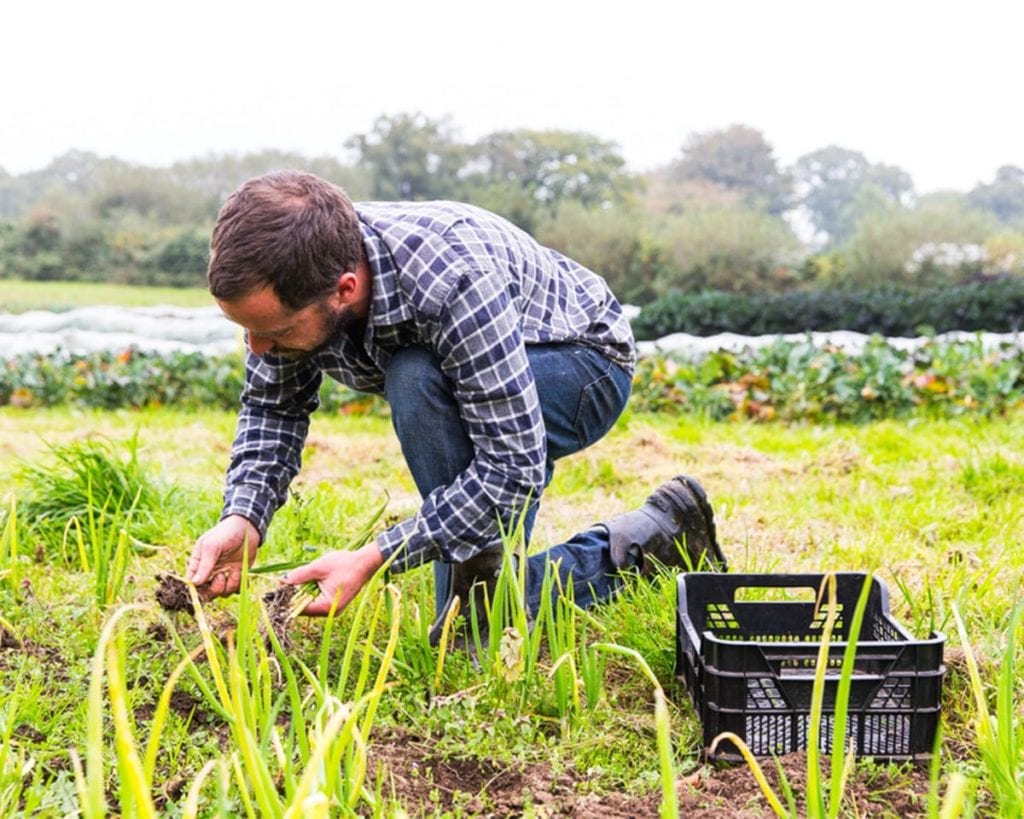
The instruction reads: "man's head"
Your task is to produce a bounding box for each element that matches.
[208,170,362,310]
[209,171,370,360]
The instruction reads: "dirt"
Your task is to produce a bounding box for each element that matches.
[0,622,22,649]
[134,689,217,729]
[260,584,297,651]
[154,572,196,614]
[367,728,933,817]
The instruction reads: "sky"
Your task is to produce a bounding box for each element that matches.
[3,0,1022,194]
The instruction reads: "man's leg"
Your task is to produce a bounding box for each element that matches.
[384,344,631,618]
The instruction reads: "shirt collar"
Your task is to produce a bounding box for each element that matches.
[358,215,414,339]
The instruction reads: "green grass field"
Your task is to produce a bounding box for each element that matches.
[0,279,211,312]
[1,407,1021,816]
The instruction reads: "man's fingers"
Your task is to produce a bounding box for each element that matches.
[300,594,332,617]
[187,542,219,585]
[283,561,320,586]
[205,571,229,599]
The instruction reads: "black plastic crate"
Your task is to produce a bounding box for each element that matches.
[675,572,945,761]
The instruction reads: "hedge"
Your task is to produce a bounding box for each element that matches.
[631,278,1024,340]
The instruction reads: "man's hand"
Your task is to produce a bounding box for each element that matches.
[186,515,261,599]
[283,543,385,616]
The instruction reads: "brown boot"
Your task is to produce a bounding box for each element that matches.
[604,474,727,573]
[428,548,505,648]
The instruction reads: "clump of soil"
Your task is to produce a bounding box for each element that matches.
[260,584,297,651]
[0,623,22,649]
[154,572,195,615]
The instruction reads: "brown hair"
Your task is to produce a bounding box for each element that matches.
[208,171,362,310]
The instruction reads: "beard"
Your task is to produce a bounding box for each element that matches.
[273,303,361,362]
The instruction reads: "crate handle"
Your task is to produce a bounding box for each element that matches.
[733,586,819,604]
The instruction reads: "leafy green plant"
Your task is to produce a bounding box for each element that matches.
[0,495,20,593]
[953,603,1023,815]
[17,434,165,554]
[0,348,383,414]
[632,335,1024,422]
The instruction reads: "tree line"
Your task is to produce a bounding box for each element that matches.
[1,113,1022,304]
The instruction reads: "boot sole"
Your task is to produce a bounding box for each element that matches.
[674,474,728,571]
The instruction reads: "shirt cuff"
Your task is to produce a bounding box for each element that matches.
[222,486,275,541]
[375,522,437,574]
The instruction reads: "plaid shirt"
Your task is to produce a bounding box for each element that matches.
[222,201,635,572]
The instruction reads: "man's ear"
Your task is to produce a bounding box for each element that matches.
[334,271,359,305]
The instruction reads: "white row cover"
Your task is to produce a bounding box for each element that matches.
[636,329,1024,358]
[1,305,1021,359]
[1,305,241,357]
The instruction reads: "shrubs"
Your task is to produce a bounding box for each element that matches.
[631,335,1024,422]
[631,279,1024,340]
[3,336,1022,423]
[0,349,383,414]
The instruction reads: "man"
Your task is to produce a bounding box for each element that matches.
[185,170,725,637]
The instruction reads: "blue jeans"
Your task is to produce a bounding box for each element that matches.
[383,344,636,617]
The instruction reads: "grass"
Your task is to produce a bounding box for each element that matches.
[0,279,211,312]
[0,406,1022,814]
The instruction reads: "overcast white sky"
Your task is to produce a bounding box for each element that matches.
[3,0,1021,194]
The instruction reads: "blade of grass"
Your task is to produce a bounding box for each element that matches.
[433,595,461,692]
[106,628,157,817]
[708,732,788,818]
[807,573,839,818]
[828,574,873,819]
[655,687,678,819]
[181,759,218,819]
[143,643,207,783]
[73,604,143,818]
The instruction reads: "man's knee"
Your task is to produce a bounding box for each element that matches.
[385,347,460,434]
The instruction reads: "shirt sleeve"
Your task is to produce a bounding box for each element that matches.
[375,267,547,572]
[221,349,323,539]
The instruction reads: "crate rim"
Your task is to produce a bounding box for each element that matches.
[698,628,948,649]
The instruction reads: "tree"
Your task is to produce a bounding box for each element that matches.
[671,125,793,215]
[662,205,804,294]
[968,165,1024,225]
[844,193,996,287]
[639,166,745,216]
[0,167,21,218]
[794,146,914,245]
[149,226,210,287]
[167,151,370,218]
[464,129,636,220]
[346,112,466,201]
[534,201,670,304]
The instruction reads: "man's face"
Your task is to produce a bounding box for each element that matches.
[218,286,356,361]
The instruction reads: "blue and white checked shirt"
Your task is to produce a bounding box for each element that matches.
[222,201,635,572]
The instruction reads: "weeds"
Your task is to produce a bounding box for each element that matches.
[0,689,38,816]
[64,482,135,607]
[953,602,1023,815]
[2,411,1022,814]
[0,495,19,593]
[17,434,166,555]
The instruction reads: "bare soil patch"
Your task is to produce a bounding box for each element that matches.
[368,729,932,817]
